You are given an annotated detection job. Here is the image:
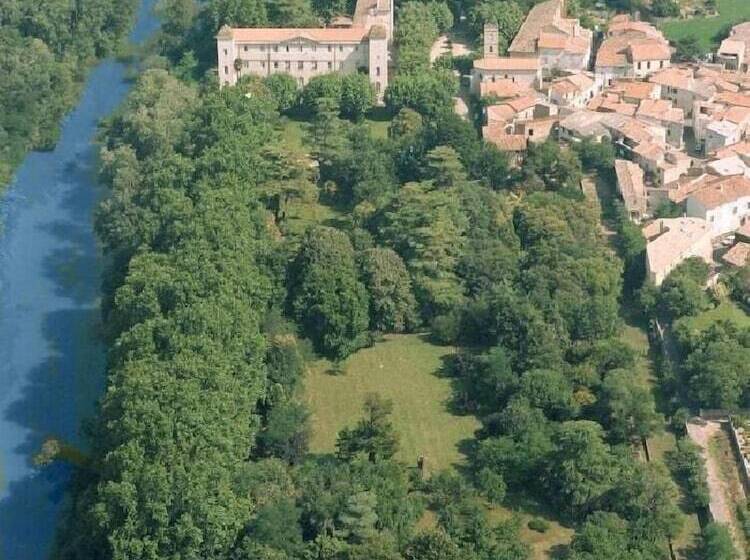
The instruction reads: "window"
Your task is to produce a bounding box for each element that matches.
[243,46,248,52]
[286,45,290,52]
[286,61,291,70]
[313,61,318,70]
[328,45,332,52]
[638,62,642,70]
[261,61,266,68]
[273,46,278,52]
[529,129,534,136]
[260,45,265,52]
[274,61,279,69]
[492,75,496,83]
[734,206,739,215]
[647,61,651,70]
[328,62,333,70]
[224,65,229,75]
[298,61,304,70]
[299,44,303,52]
[339,45,344,52]
[223,49,228,56]
[376,66,380,77]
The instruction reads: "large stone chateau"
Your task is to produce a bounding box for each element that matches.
[216,0,393,96]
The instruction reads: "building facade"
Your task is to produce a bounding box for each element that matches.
[216,0,392,96]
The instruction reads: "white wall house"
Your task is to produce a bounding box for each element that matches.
[686,176,750,236]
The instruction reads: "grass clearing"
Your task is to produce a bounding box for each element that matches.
[677,300,750,333]
[304,334,479,470]
[662,0,750,51]
[487,499,574,560]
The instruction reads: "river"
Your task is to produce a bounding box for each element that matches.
[0,2,159,557]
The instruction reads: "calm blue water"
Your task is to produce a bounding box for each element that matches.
[0,2,159,557]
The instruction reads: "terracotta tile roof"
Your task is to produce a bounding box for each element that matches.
[629,42,671,61]
[648,67,693,90]
[644,218,712,276]
[591,95,637,116]
[225,26,369,43]
[550,72,594,93]
[633,141,665,161]
[509,0,563,54]
[615,159,646,214]
[724,106,750,125]
[689,175,750,209]
[482,128,528,151]
[723,242,750,267]
[717,92,750,108]
[559,110,609,137]
[719,39,746,56]
[507,95,541,112]
[637,98,684,124]
[608,18,664,40]
[595,35,630,67]
[717,141,750,159]
[486,104,516,124]
[480,79,529,98]
[473,57,540,71]
[538,32,568,50]
[611,80,659,100]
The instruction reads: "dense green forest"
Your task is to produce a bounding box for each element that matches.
[49,0,731,558]
[0,0,139,187]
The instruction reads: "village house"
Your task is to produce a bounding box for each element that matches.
[643,217,713,285]
[506,0,592,73]
[595,17,671,86]
[615,159,647,221]
[635,98,684,149]
[717,22,750,72]
[471,55,542,96]
[687,175,750,236]
[648,67,716,119]
[216,0,392,96]
[548,72,598,108]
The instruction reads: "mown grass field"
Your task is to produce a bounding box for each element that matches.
[662,0,750,51]
[304,334,576,557]
[677,300,750,332]
[304,334,479,470]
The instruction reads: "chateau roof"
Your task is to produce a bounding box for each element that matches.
[219,26,369,43]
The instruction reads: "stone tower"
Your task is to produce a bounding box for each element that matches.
[484,22,499,59]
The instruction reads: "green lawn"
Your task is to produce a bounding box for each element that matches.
[677,300,750,333]
[304,334,479,470]
[662,0,750,51]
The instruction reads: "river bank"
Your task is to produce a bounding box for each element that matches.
[0,2,159,557]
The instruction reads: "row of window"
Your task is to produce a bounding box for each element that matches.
[636,60,666,71]
[242,43,357,53]
[225,61,382,75]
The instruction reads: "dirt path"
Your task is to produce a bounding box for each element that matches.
[687,420,747,558]
[429,34,472,63]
